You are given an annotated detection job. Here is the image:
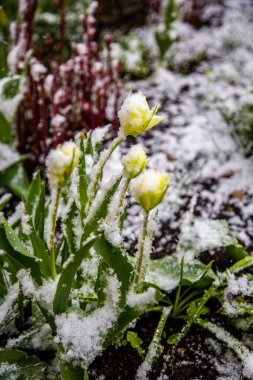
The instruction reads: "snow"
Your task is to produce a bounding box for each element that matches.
[243,353,253,378]
[85,174,121,225]
[101,0,253,255]
[51,114,66,128]
[0,283,19,327]
[127,287,156,309]
[18,270,57,310]
[0,363,18,379]
[226,274,253,297]
[0,143,21,171]
[7,323,53,351]
[20,201,31,236]
[91,125,110,151]
[30,61,47,81]
[55,274,120,366]
[7,45,20,74]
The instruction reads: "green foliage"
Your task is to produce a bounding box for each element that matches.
[0,349,46,380]
[126,331,145,359]
[111,34,153,79]
[222,99,253,155]
[2,77,20,99]
[0,125,251,379]
[0,112,12,143]
[146,256,216,293]
[155,0,179,62]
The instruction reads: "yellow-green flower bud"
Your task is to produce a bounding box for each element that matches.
[46,141,80,188]
[122,144,148,179]
[118,91,163,137]
[132,169,170,211]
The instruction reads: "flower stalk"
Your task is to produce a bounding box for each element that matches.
[48,185,62,279]
[132,210,150,293]
[87,133,124,209]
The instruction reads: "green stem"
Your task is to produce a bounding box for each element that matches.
[113,177,131,224]
[175,289,202,317]
[136,306,172,380]
[118,177,131,211]
[48,185,61,279]
[172,258,184,318]
[132,211,149,293]
[160,284,217,379]
[87,133,124,210]
[57,345,84,380]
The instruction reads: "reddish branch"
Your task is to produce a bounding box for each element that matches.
[13,1,122,166]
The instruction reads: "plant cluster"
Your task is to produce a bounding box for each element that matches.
[111,34,153,79]
[155,0,179,62]
[0,0,122,166]
[222,96,253,157]
[0,92,253,380]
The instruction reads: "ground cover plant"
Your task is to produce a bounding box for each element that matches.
[0,0,253,379]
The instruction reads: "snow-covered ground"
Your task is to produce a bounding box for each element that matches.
[105,0,253,255]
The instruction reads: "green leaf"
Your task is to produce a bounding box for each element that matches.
[7,164,29,200]
[94,234,133,307]
[164,0,178,27]
[95,261,110,307]
[0,349,45,380]
[146,256,216,292]
[58,345,84,380]
[63,200,79,254]
[26,171,41,214]
[155,31,173,61]
[0,217,42,282]
[1,215,32,258]
[0,192,11,211]
[82,176,121,241]
[226,243,247,261]
[104,306,145,347]
[0,349,27,363]
[53,236,96,314]
[78,133,89,216]
[167,333,178,345]
[36,302,56,332]
[0,144,29,199]
[0,267,7,297]
[0,111,12,143]
[182,261,216,288]
[2,77,20,99]
[35,180,45,239]
[85,131,93,157]
[229,256,253,274]
[127,331,144,359]
[29,229,51,278]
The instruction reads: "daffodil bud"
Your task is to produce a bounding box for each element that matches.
[132,169,170,211]
[46,141,80,188]
[118,91,163,137]
[122,144,148,179]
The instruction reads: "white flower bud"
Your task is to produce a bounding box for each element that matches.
[46,141,80,188]
[118,91,163,137]
[122,144,148,179]
[132,169,170,211]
